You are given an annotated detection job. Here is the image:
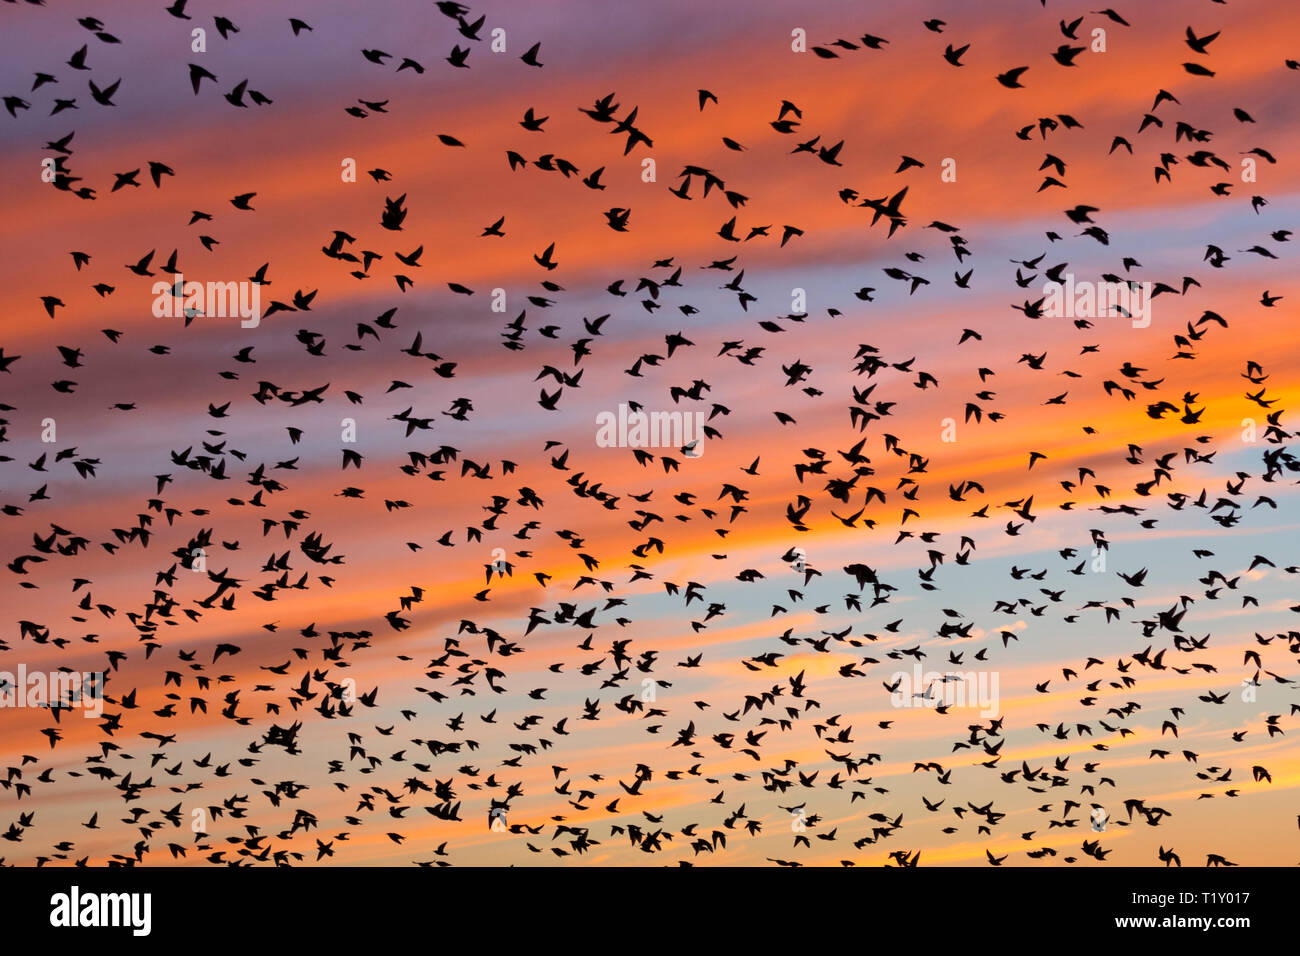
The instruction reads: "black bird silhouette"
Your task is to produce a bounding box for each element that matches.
[0,0,1292,877]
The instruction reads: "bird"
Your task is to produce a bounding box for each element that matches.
[996,66,1029,88]
[88,77,121,105]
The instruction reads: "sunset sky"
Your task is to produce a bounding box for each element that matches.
[0,0,1297,866]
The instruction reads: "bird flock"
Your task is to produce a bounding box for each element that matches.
[1,0,1297,866]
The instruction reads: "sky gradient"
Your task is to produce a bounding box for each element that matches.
[0,0,1297,866]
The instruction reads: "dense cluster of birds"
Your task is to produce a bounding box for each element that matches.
[1,0,1296,866]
